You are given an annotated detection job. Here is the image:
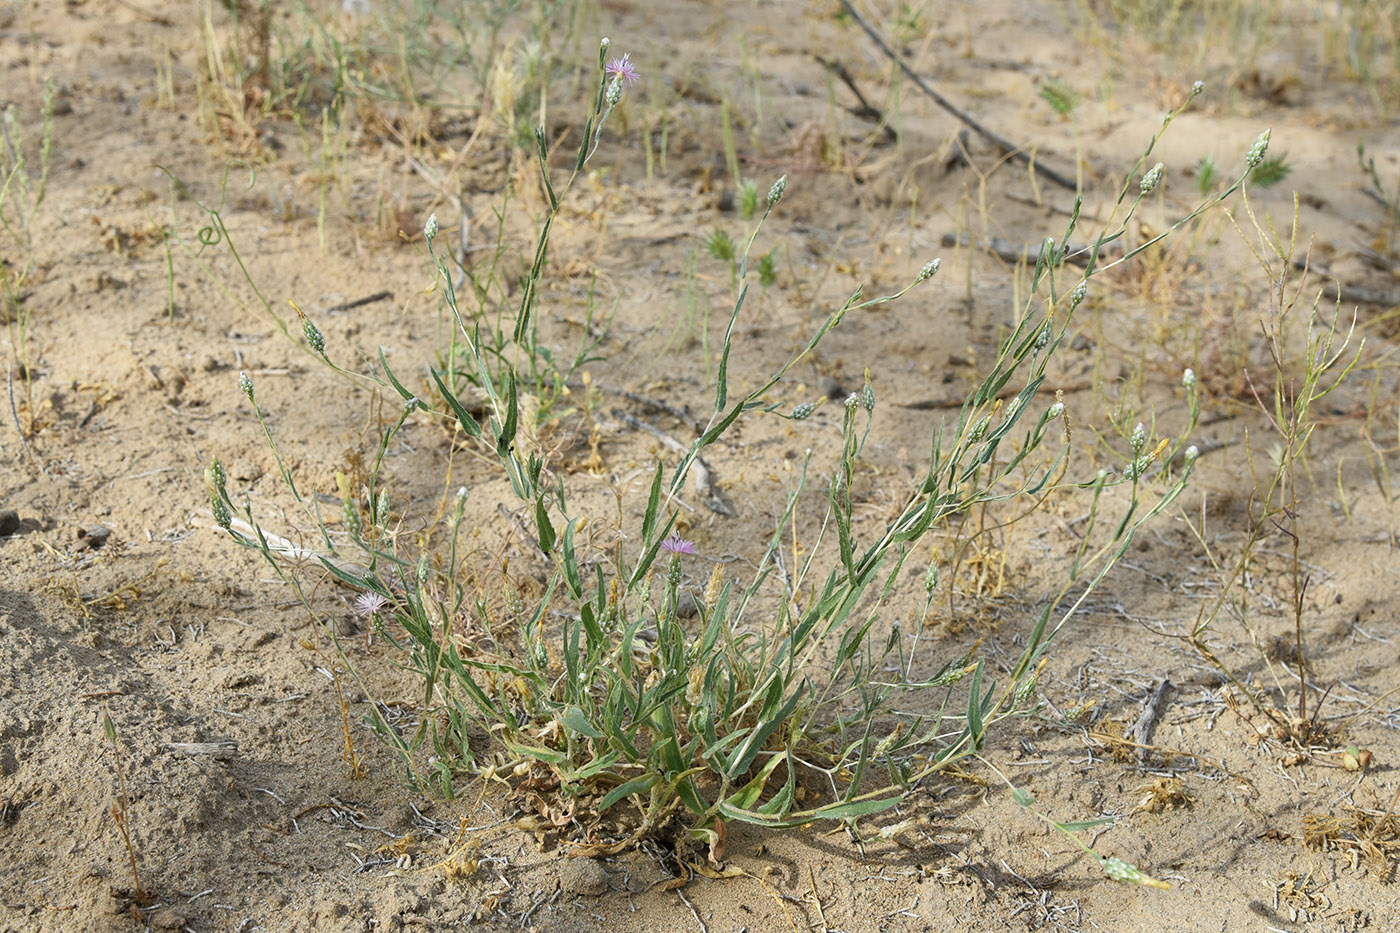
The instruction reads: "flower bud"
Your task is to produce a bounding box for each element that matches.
[767,174,787,208]
[1131,422,1146,454]
[918,258,941,281]
[860,382,875,413]
[1048,402,1064,420]
[206,457,227,495]
[606,78,623,108]
[211,494,231,530]
[1140,162,1163,195]
[791,401,816,421]
[1070,281,1087,308]
[424,213,439,242]
[239,371,254,402]
[1182,368,1197,391]
[1246,129,1270,170]
[303,316,325,356]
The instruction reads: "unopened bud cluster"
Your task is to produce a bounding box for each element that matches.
[767,175,787,208]
[1103,856,1150,886]
[207,457,231,530]
[918,258,941,282]
[1070,281,1087,308]
[303,317,325,356]
[1140,162,1164,195]
[1246,129,1271,170]
[791,401,816,421]
[343,497,362,537]
[923,562,939,594]
[1122,453,1155,480]
[239,371,254,402]
[424,213,439,242]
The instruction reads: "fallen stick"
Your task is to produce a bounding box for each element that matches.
[837,0,1077,191]
[612,409,733,516]
[940,231,1122,268]
[1131,678,1173,764]
[817,56,897,142]
[162,740,238,759]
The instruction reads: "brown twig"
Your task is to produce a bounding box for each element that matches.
[836,0,1077,191]
[325,291,393,313]
[816,57,897,142]
[611,409,733,515]
[897,380,1090,410]
[1290,257,1400,307]
[940,232,1121,268]
[1130,678,1173,764]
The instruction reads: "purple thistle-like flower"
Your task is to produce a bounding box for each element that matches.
[355,591,388,617]
[660,533,696,555]
[605,53,640,85]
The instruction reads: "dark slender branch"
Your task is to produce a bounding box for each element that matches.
[837,0,1078,191]
[817,56,897,142]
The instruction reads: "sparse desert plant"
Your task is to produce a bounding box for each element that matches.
[1186,192,1363,746]
[0,80,55,437]
[208,45,1272,888]
[101,705,150,908]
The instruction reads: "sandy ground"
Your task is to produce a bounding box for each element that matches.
[3,0,1400,930]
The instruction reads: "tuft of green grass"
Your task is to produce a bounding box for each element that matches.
[738,179,760,219]
[1038,78,1081,117]
[1194,154,1219,195]
[1249,153,1292,188]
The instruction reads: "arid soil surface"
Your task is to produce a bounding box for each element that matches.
[3,1,1400,930]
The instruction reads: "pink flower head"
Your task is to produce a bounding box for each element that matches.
[660,533,696,555]
[355,591,388,617]
[605,53,640,85]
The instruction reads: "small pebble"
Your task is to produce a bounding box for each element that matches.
[558,857,609,897]
[0,508,19,536]
[76,524,112,550]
